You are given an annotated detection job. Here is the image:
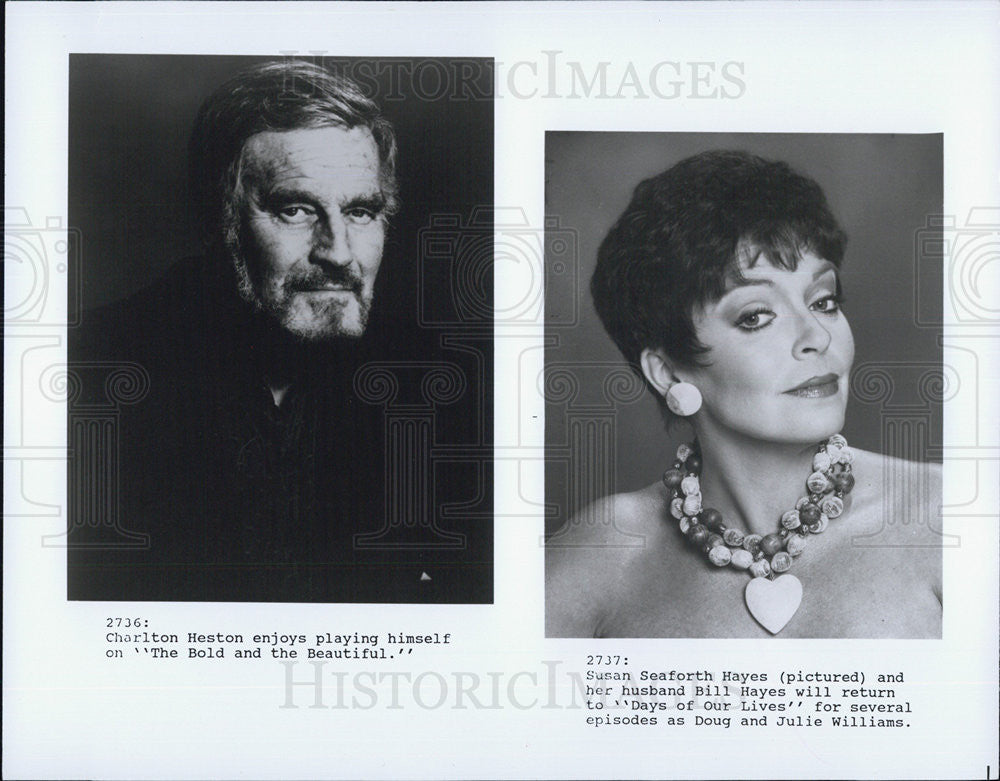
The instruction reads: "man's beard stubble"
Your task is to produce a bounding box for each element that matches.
[223,229,372,344]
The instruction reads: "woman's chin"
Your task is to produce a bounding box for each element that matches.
[779,396,847,438]
[777,412,847,445]
[707,396,846,445]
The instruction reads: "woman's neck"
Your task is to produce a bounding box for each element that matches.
[691,429,822,537]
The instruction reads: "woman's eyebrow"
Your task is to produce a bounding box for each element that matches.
[719,264,838,301]
[812,262,837,279]
[728,262,837,288]
[719,277,774,299]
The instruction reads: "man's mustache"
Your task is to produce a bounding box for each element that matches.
[284,266,365,295]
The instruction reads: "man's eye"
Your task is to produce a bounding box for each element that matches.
[345,207,377,224]
[277,206,313,223]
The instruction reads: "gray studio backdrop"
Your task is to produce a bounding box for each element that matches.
[544,132,943,536]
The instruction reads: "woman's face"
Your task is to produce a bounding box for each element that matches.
[676,251,855,445]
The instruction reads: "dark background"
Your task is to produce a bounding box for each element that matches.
[69,54,494,328]
[545,132,943,534]
[67,54,495,601]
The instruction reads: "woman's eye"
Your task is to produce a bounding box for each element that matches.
[736,308,775,331]
[811,294,841,314]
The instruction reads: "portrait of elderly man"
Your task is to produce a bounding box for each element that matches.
[67,57,494,603]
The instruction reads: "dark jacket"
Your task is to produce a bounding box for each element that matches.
[67,256,492,603]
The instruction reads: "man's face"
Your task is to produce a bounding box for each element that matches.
[233,126,388,341]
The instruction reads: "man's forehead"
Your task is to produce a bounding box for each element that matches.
[241,126,380,183]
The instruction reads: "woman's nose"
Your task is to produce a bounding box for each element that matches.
[792,311,833,357]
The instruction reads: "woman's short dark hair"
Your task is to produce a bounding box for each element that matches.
[188,59,399,244]
[591,150,847,378]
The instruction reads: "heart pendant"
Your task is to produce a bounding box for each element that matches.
[745,574,803,634]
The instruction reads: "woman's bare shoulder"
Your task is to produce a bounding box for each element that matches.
[547,483,667,546]
[844,449,942,597]
[849,448,942,521]
[545,483,667,637]
[850,447,941,478]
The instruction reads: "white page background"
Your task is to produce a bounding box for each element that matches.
[4,2,998,779]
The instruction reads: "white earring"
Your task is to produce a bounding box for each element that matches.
[666,382,702,416]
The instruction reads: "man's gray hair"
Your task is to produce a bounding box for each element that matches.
[188,59,399,249]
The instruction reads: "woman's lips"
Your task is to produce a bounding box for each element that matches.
[784,373,840,398]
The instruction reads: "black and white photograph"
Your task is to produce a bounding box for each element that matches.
[4,3,998,780]
[545,133,944,638]
[65,55,495,603]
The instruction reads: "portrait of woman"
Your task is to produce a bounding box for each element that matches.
[544,135,943,638]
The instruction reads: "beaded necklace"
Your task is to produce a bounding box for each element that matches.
[662,434,855,634]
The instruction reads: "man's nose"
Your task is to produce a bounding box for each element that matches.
[792,311,832,358]
[310,215,352,266]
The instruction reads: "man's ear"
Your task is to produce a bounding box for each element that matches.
[639,348,675,397]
